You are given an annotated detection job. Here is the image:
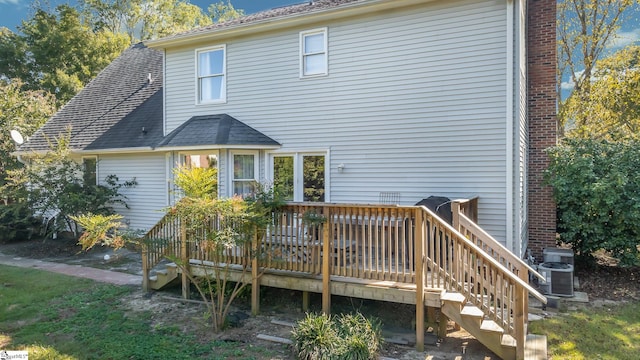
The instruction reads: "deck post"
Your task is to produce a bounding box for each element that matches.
[302,291,310,311]
[415,208,425,352]
[515,286,526,359]
[181,220,190,299]
[322,208,331,314]
[141,244,149,291]
[251,226,260,315]
[451,201,461,232]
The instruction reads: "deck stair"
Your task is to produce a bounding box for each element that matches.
[440,291,545,360]
[149,263,178,290]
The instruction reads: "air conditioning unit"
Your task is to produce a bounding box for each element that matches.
[543,248,574,265]
[538,262,574,297]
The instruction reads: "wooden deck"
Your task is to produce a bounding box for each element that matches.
[142,200,547,360]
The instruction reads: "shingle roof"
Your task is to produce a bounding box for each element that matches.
[19,43,164,152]
[147,0,364,44]
[157,114,280,148]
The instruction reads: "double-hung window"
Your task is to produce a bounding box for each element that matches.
[232,152,258,198]
[197,46,226,103]
[300,28,328,77]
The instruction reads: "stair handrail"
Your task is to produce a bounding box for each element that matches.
[417,205,546,303]
[418,204,546,358]
[456,212,546,282]
[142,213,182,290]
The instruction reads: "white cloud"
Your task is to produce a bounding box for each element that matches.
[561,80,575,90]
[607,28,640,49]
[0,0,19,4]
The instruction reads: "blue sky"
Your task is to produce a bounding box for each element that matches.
[0,0,301,31]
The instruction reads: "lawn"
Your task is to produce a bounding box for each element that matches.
[529,301,640,360]
[0,264,276,360]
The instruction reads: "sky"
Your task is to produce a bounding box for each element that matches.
[0,0,302,31]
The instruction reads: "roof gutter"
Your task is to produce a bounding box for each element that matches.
[157,144,281,152]
[145,0,434,48]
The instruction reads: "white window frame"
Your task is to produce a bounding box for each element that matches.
[266,151,329,202]
[178,151,219,169]
[300,28,328,78]
[82,156,98,185]
[229,150,259,197]
[195,45,226,104]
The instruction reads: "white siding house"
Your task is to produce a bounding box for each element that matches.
[20,0,556,256]
[151,0,519,247]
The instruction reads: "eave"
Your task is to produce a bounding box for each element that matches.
[145,0,435,49]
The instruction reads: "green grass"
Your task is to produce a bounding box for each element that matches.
[0,265,277,360]
[529,301,640,360]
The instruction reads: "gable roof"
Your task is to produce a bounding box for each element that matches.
[157,114,280,150]
[19,43,164,153]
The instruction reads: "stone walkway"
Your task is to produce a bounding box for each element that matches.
[0,251,142,286]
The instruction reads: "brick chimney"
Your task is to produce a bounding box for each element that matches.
[527,0,558,259]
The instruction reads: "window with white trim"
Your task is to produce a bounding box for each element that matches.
[232,152,258,197]
[269,152,326,202]
[300,28,327,77]
[197,46,226,103]
[82,157,97,185]
[180,152,219,169]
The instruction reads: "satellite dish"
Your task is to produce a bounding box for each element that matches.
[10,129,24,145]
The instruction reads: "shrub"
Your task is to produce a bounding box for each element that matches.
[546,138,640,265]
[173,165,218,199]
[2,135,136,238]
[291,312,382,360]
[0,202,42,242]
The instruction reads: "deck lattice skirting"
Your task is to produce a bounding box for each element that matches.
[142,200,546,360]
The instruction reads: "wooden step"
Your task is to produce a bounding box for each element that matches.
[440,291,466,304]
[460,305,485,326]
[149,264,179,290]
[480,319,504,333]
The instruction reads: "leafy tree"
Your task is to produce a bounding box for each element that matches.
[563,45,640,139]
[557,0,637,135]
[81,0,214,42]
[0,79,57,192]
[208,0,244,23]
[546,138,640,266]
[3,133,136,238]
[0,28,30,82]
[0,5,129,104]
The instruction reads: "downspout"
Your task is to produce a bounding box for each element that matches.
[506,0,515,254]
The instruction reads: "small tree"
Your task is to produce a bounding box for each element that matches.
[74,166,284,331]
[2,133,136,238]
[172,164,218,199]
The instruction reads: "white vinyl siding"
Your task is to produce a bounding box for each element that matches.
[164,0,510,242]
[98,153,167,230]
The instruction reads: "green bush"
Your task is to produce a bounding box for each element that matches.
[291,312,382,360]
[546,138,640,265]
[0,202,42,242]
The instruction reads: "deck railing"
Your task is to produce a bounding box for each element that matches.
[142,201,545,357]
[141,213,181,291]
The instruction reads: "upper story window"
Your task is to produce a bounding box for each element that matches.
[197,45,226,103]
[300,28,328,77]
